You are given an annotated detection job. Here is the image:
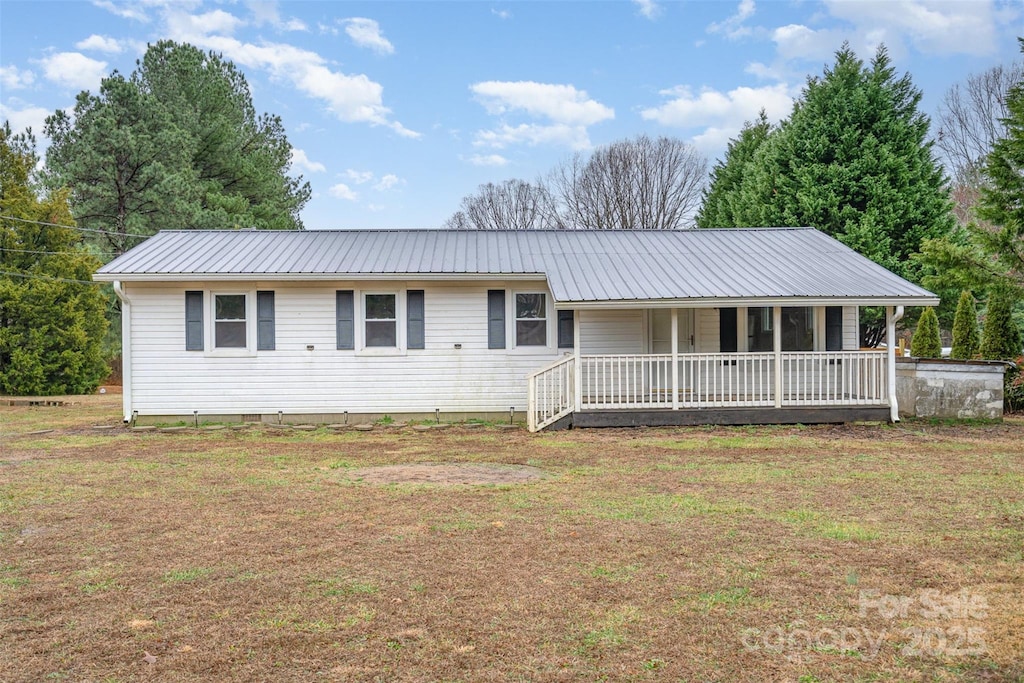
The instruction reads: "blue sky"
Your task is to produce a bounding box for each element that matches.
[1,1,1020,229]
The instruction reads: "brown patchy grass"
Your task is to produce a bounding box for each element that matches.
[1,397,1022,682]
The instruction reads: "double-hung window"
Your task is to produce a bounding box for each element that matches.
[515,293,547,346]
[214,294,247,348]
[364,293,397,347]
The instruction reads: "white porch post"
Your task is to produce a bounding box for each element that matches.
[113,281,132,423]
[886,305,902,422]
[671,308,679,410]
[773,306,782,408]
[573,309,582,412]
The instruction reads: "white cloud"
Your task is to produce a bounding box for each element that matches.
[37,52,108,91]
[329,183,358,201]
[707,0,755,38]
[0,65,35,90]
[0,102,52,136]
[491,8,512,20]
[164,14,418,137]
[343,18,394,55]
[290,149,325,173]
[246,1,307,31]
[467,154,509,167]
[634,0,662,20]
[91,0,151,22]
[344,169,374,184]
[472,81,614,126]
[373,174,401,191]
[470,81,614,150]
[770,23,843,63]
[75,34,124,53]
[640,83,794,152]
[167,9,244,36]
[823,0,998,57]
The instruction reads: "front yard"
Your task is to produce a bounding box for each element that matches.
[1,396,1022,681]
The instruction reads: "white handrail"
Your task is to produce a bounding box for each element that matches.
[527,355,576,432]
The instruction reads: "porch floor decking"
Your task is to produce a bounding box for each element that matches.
[556,405,892,429]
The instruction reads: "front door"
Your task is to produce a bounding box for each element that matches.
[649,309,694,353]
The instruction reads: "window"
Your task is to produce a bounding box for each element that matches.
[364,293,397,347]
[747,307,772,352]
[515,293,547,346]
[557,309,574,349]
[781,306,813,351]
[214,294,247,348]
[747,306,815,351]
[185,291,204,351]
[825,306,843,351]
[719,308,738,353]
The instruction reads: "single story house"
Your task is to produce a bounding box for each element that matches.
[94,228,938,431]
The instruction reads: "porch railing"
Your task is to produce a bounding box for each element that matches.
[580,354,674,409]
[779,351,887,406]
[527,355,575,432]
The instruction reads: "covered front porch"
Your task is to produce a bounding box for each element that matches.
[527,304,902,432]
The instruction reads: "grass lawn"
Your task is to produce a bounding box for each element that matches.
[1,396,1022,682]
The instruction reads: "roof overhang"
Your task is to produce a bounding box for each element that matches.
[555,296,940,309]
[95,272,550,283]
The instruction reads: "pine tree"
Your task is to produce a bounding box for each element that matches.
[980,289,1023,360]
[696,110,772,228]
[44,40,311,257]
[910,307,942,358]
[950,290,981,359]
[0,124,109,395]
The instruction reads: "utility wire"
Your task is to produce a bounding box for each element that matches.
[0,214,148,240]
[0,247,116,257]
[0,269,104,286]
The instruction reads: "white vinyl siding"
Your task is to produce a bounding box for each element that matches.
[126,280,558,416]
[844,305,859,350]
[578,310,643,355]
[695,308,720,353]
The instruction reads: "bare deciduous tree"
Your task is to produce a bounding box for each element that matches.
[551,134,707,230]
[442,135,708,230]
[443,179,562,230]
[936,62,1023,186]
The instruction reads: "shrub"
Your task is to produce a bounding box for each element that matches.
[1005,357,1024,413]
[910,307,942,358]
[980,289,1023,361]
[950,290,980,360]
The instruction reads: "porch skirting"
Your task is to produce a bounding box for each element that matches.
[558,406,891,430]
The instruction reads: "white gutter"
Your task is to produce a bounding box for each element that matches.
[888,305,905,422]
[112,281,132,423]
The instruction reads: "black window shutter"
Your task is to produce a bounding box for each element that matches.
[557,309,574,349]
[487,290,506,349]
[407,290,425,349]
[336,290,354,350]
[719,308,738,353]
[826,306,843,351]
[185,291,203,351]
[257,291,275,351]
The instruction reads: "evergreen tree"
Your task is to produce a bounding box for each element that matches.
[44,41,311,257]
[950,290,981,359]
[980,289,1023,360]
[711,44,955,345]
[910,307,942,358]
[736,45,954,282]
[696,110,772,228]
[0,124,109,395]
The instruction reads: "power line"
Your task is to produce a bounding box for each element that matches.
[0,247,116,257]
[0,214,149,240]
[0,270,104,286]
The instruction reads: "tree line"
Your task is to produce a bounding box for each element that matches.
[2,39,1022,396]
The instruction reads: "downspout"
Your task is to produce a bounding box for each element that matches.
[887,305,904,423]
[112,281,132,424]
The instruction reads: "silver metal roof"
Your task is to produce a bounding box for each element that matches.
[95,228,938,305]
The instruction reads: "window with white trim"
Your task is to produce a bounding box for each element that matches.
[364,293,397,347]
[515,292,547,346]
[214,294,247,348]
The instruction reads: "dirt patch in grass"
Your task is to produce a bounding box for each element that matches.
[345,462,547,485]
[1,396,1023,682]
